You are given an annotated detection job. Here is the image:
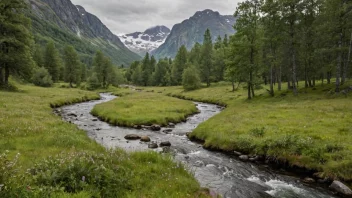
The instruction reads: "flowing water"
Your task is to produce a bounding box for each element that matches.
[60,93,337,198]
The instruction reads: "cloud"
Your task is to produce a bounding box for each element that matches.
[70,0,240,34]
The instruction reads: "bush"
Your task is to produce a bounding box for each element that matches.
[86,73,101,90]
[32,67,53,87]
[28,151,131,197]
[182,64,201,91]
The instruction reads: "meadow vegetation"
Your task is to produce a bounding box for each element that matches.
[144,81,352,182]
[0,83,207,197]
[91,91,198,127]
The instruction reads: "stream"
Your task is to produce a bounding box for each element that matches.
[60,93,337,198]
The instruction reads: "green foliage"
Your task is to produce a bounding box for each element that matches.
[0,0,34,86]
[172,45,188,85]
[32,67,53,87]
[63,46,81,87]
[44,41,62,82]
[86,72,101,90]
[29,151,131,197]
[182,64,201,91]
[200,29,213,87]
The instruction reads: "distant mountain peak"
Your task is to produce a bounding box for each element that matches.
[152,10,236,58]
[119,26,171,56]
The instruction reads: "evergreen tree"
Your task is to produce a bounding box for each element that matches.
[153,59,168,86]
[223,34,229,47]
[81,63,87,82]
[214,36,223,50]
[232,0,262,99]
[0,0,34,87]
[63,46,81,87]
[44,41,61,82]
[171,45,188,85]
[132,64,143,85]
[189,42,202,66]
[141,53,152,86]
[200,29,213,87]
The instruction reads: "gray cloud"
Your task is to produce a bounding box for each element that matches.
[70,0,241,34]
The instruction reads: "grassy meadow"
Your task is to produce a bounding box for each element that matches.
[142,81,352,182]
[91,91,198,127]
[0,82,208,197]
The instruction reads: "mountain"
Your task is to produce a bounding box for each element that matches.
[152,9,236,59]
[28,0,141,66]
[118,26,171,56]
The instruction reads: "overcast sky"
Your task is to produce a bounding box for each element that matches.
[70,0,241,35]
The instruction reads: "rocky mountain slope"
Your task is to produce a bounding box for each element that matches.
[28,0,140,65]
[152,9,236,59]
[118,26,170,56]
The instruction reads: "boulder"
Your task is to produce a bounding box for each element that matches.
[151,125,161,131]
[239,155,249,161]
[140,136,151,142]
[303,177,315,184]
[148,143,158,149]
[160,141,171,147]
[124,134,141,140]
[163,129,173,133]
[329,181,352,196]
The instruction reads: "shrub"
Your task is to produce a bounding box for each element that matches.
[32,67,53,87]
[182,64,201,91]
[86,73,101,90]
[28,151,131,197]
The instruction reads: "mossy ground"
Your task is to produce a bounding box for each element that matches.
[91,91,199,127]
[143,81,352,182]
[0,82,207,197]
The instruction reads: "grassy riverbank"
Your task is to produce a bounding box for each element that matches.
[0,83,208,197]
[143,81,352,182]
[91,91,198,127]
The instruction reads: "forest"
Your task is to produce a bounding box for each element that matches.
[127,0,352,99]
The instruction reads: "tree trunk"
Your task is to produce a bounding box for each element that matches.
[4,66,10,86]
[327,72,331,84]
[270,64,274,96]
[288,81,291,90]
[313,78,316,87]
[0,66,3,87]
[278,65,282,91]
[248,82,251,100]
[305,66,308,88]
[232,80,235,92]
[336,32,343,92]
[346,32,352,80]
[289,5,298,95]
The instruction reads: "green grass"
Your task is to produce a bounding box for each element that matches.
[143,81,352,182]
[91,91,199,127]
[0,83,208,197]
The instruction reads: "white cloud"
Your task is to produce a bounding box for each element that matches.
[70,0,241,34]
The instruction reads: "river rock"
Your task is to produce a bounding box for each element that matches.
[239,155,249,161]
[92,118,98,121]
[148,143,158,149]
[133,125,142,129]
[329,181,352,196]
[140,136,151,142]
[160,141,171,147]
[303,177,316,184]
[168,123,175,128]
[249,156,259,162]
[68,113,77,117]
[234,151,242,156]
[124,134,141,140]
[163,129,173,133]
[151,125,161,131]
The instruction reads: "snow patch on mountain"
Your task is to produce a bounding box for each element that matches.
[118,25,170,56]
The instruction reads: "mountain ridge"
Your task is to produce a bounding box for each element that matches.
[152,9,236,59]
[28,0,141,65]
